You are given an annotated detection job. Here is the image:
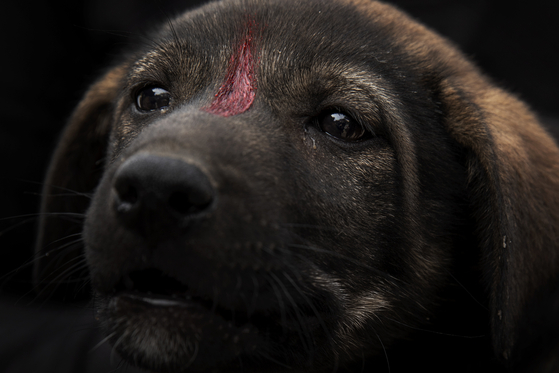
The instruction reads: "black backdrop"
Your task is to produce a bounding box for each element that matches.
[0,0,557,370]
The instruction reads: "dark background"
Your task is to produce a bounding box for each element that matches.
[0,0,557,371]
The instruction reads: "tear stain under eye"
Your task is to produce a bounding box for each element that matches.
[303,128,318,150]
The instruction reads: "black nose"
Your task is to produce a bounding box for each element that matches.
[112,153,215,233]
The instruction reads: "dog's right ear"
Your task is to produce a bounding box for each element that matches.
[34,65,127,299]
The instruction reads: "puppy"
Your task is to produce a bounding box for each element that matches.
[35,0,559,371]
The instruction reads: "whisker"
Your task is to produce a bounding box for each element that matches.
[269,272,315,359]
[372,328,390,373]
[89,332,117,355]
[382,316,485,339]
[75,276,92,295]
[249,274,259,316]
[36,237,84,272]
[240,273,260,317]
[359,350,366,373]
[104,357,123,373]
[282,271,337,372]
[110,357,127,373]
[35,233,83,257]
[237,354,244,372]
[184,340,199,369]
[31,257,89,302]
[286,243,398,283]
[110,332,128,368]
[281,223,339,231]
[35,192,92,198]
[443,269,488,311]
[15,177,94,199]
[0,212,86,221]
[266,273,287,329]
[0,216,37,237]
[35,257,88,289]
[255,350,292,370]
[0,235,83,288]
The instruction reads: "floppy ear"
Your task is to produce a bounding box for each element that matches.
[439,78,559,367]
[34,65,127,299]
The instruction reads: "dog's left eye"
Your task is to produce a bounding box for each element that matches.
[318,112,371,141]
[136,87,171,112]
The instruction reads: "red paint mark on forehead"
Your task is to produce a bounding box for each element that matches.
[203,19,259,117]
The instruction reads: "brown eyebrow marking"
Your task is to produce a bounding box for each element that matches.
[203,18,259,117]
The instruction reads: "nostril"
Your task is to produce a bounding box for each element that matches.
[113,178,140,214]
[168,191,193,215]
[119,183,139,205]
[168,189,212,215]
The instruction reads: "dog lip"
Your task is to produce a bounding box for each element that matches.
[117,292,192,307]
[109,289,288,334]
[110,289,240,326]
[107,290,264,338]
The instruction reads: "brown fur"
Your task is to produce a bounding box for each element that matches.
[35,0,559,371]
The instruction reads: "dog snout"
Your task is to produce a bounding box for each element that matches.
[112,153,215,233]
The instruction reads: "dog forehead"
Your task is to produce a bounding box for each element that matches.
[126,0,422,120]
[153,0,398,72]
[235,1,391,56]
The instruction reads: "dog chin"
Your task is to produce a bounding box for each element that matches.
[98,293,262,372]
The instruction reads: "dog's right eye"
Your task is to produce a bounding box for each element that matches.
[135,87,171,112]
[317,111,372,142]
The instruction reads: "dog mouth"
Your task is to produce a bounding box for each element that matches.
[97,266,336,371]
[109,268,282,331]
[105,267,329,337]
[115,268,212,308]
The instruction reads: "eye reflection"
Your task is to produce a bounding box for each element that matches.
[318,112,369,141]
[136,87,171,112]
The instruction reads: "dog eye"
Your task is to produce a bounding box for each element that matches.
[136,87,171,112]
[318,112,370,141]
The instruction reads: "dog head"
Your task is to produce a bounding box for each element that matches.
[35,0,559,371]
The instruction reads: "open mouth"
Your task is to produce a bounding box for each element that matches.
[116,268,215,308]
[109,268,283,333]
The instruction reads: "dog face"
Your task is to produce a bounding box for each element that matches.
[35,0,559,371]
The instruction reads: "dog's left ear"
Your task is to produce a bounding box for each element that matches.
[439,78,559,368]
[34,65,127,299]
